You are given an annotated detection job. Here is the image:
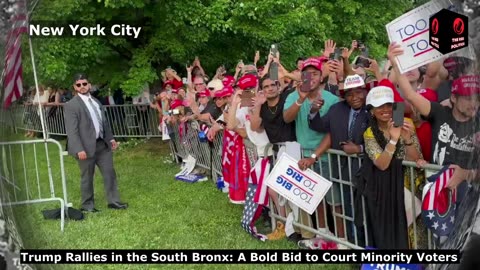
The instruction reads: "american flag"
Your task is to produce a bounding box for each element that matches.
[421,167,457,240]
[2,0,28,109]
[240,158,270,241]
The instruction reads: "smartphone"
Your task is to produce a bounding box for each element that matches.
[240,90,255,107]
[392,102,405,127]
[270,44,278,57]
[182,77,188,84]
[354,56,371,68]
[301,71,312,92]
[334,48,342,61]
[269,62,279,81]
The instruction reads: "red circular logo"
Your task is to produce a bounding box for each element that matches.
[432,18,439,35]
[453,18,464,35]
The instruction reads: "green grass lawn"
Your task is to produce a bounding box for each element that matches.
[9,137,354,270]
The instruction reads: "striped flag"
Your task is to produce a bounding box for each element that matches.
[421,166,457,241]
[251,157,270,206]
[2,0,28,109]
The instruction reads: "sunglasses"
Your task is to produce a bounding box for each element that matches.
[75,82,88,87]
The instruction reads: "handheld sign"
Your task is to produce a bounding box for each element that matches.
[265,153,332,215]
[386,0,459,73]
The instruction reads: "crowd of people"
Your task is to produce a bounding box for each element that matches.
[155,39,479,253]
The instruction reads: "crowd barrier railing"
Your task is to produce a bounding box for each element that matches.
[9,104,163,138]
[7,103,446,248]
[0,139,70,232]
[165,119,443,250]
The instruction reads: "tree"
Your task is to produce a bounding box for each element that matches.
[24,0,416,96]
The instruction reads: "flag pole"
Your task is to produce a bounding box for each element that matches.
[26,0,57,200]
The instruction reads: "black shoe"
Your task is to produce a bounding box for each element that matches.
[108,202,128,209]
[80,208,100,213]
[287,232,304,243]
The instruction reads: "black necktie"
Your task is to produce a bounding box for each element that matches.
[348,111,359,141]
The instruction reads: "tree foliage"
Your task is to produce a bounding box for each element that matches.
[24,0,418,95]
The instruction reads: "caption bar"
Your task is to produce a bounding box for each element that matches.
[20,250,460,264]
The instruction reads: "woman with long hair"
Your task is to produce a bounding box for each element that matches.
[355,85,422,249]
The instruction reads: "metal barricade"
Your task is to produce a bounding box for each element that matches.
[9,104,163,139]
[100,104,162,138]
[0,139,70,232]
[211,131,224,182]
[267,145,441,250]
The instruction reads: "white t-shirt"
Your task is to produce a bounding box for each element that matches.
[235,105,273,157]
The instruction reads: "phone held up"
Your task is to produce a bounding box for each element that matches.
[240,90,255,107]
[270,44,278,57]
[301,71,312,92]
[354,56,371,69]
[329,48,342,61]
[392,102,405,127]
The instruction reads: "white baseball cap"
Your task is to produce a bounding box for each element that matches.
[207,79,224,91]
[344,74,365,90]
[366,86,394,108]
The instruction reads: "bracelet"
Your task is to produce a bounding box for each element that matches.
[295,99,303,106]
[385,148,395,156]
[389,140,398,146]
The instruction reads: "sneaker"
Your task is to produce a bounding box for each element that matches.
[267,221,286,241]
[298,237,338,250]
[298,238,323,250]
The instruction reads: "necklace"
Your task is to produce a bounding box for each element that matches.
[268,104,278,114]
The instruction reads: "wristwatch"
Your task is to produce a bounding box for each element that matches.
[310,153,317,160]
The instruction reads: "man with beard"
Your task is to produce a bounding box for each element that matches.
[249,75,296,240]
[64,74,127,212]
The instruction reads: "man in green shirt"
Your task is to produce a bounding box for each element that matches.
[283,57,340,241]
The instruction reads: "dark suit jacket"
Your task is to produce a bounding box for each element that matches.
[64,95,114,158]
[309,101,369,179]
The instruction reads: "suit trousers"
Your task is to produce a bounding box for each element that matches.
[77,139,121,209]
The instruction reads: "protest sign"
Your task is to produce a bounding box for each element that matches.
[265,153,331,215]
[386,0,453,73]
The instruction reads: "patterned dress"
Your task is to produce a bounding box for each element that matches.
[364,118,428,249]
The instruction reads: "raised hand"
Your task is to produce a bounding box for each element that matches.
[323,39,336,57]
[253,91,267,107]
[387,42,404,65]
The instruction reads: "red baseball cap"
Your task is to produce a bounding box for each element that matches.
[214,86,234,98]
[417,88,438,102]
[197,90,211,98]
[170,99,183,110]
[451,75,480,96]
[222,75,235,87]
[301,57,323,71]
[237,74,258,90]
[163,79,183,90]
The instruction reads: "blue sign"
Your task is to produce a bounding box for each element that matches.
[361,264,423,270]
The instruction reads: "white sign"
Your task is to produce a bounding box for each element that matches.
[386,0,452,73]
[265,153,332,215]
